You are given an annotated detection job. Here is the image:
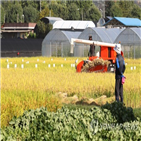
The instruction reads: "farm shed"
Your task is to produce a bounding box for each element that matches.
[53,20,95,30]
[115,28,141,58]
[104,17,141,28]
[42,29,82,57]
[1,23,36,39]
[73,27,124,57]
[41,17,63,25]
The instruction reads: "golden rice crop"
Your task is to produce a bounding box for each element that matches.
[1,57,141,128]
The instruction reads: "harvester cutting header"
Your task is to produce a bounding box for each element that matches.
[71,37,123,73]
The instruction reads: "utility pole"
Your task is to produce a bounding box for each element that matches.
[49,10,51,17]
[49,1,52,17]
[17,14,19,23]
[22,14,24,23]
[82,9,83,21]
[4,14,5,23]
[40,0,41,12]
[100,9,102,18]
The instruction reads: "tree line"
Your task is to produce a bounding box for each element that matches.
[105,1,141,18]
[1,1,141,38]
[1,1,102,24]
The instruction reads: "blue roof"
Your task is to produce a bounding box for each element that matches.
[104,17,141,27]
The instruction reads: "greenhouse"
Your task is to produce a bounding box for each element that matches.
[73,27,124,57]
[42,27,141,58]
[42,29,82,57]
[115,28,141,59]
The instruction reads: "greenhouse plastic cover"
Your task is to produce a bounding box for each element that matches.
[115,28,141,45]
[42,29,82,44]
[78,27,124,43]
[42,29,82,57]
[53,21,95,30]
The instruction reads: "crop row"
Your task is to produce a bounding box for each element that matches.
[1,102,141,141]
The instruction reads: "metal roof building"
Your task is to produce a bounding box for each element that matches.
[104,17,141,27]
[41,17,63,25]
[1,23,36,38]
[53,21,95,30]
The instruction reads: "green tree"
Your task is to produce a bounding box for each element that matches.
[105,1,141,19]
[86,5,101,22]
[56,0,67,6]
[67,0,92,9]
[67,3,80,20]
[1,1,12,11]
[49,3,59,17]
[13,0,21,4]
[39,6,50,19]
[48,3,68,19]
[35,21,52,38]
[110,3,123,17]
[1,6,5,25]
[118,1,134,17]
[41,1,49,10]
[5,2,23,23]
[131,5,141,19]
[57,4,68,20]
[20,1,39,10]
[49,1,57,5]
[105,1,115,17]
[66,0,92,20]
[23,5,39,23]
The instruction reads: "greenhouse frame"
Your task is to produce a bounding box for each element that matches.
[42,21,95,57]
[115,28,141,59]
[42,27,141,58]
[73,27,124,57]
[42,29,82,57]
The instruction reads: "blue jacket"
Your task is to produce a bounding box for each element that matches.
[115,54,126,79]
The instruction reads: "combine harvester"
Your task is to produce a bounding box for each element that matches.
[70,38,123,73]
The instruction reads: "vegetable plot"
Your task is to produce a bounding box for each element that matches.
[1,102,141,141]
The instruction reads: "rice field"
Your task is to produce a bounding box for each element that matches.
[1,57,141,128]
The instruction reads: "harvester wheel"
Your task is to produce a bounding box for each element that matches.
[107,63,115,73]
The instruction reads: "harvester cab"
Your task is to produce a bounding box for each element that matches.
[70,38,123,73]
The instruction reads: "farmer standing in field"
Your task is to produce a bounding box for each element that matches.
[88,36,95,57]
[114,44,126,102]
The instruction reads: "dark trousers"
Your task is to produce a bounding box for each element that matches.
[115,78,123,102]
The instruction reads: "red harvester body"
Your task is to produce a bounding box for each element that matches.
[71,38,123,73]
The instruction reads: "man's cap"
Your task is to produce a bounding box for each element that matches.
[114,44,121,54]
